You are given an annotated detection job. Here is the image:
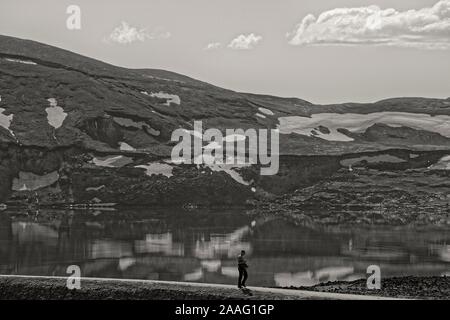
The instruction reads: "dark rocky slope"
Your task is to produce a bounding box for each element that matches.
[0,34,449,212]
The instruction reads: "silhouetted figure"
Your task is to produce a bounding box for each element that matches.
[237,250,248,288]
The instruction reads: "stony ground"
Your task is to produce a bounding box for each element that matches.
[0,276,447,300]
[282,276,449,300]
[0,277,291,300]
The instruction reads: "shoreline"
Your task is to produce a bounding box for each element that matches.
[1,274,447,300]
[280,276,449,300]
[0,275,395,300]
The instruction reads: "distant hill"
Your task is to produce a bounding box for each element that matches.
[0,34,449,209]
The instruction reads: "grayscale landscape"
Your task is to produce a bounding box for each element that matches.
[0,0,449,301]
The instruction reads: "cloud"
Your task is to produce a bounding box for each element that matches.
[107,21,171,44]
[228,33,263,50]
[204,42,222,50]
[287,0,450,49]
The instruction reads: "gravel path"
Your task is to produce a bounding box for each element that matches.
[0,275,392,300]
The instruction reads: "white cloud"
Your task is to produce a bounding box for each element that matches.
[287,0,450,49]
[204,42,222,50]
[228,33,263,50]
[107,21,171,44]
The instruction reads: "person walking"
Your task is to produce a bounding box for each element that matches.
[237,250,248,288]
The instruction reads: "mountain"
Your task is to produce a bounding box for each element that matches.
[0,34,449,217]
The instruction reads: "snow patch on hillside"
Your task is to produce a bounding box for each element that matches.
[0,108,14,137]
[195,154,250,185]
[278,112,450,142]
[258,107,274,116]
[85,185,105,192]
[223,134,246,143]
[119,142,135,151]
[92,155,132,168]
[142,91,181,106]
[12,171,59,191]
[5,58,37,65]
[46,98,67,129]
[135,162,173,178]
[429,155,450,170]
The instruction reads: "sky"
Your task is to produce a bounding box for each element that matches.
[0,0,449,104]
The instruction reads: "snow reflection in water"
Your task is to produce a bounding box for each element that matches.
[0,209,448,286]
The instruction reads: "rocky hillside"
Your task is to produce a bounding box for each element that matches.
[0,34,449,210]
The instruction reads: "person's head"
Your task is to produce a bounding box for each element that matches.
[241,250,245,256]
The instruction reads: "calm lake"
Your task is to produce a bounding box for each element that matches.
[0,208,448,287]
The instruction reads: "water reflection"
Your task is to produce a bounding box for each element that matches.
[275,266,356,287]
[136,233,184,256]
[0,209,448,287]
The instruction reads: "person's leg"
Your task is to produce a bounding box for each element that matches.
[238,268,243,288]
[242,268,248,287]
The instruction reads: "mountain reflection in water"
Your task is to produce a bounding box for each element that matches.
[0,208,448,287]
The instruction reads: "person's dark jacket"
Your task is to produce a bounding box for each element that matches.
[238,255,248,268]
